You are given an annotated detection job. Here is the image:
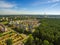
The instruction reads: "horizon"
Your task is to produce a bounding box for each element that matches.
[0,14,60,15]
[0,0,60,15]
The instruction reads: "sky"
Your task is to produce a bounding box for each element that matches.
[0,0,60,15]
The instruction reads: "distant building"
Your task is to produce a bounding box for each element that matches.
[9,19,39,31]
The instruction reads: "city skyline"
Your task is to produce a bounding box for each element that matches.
[0,0,60,15]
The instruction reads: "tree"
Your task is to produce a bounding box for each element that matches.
[24,34,34,45]
[14,27,24,34]
[6,39,12,45]
[43,40,49,45]
[35,38,42,45]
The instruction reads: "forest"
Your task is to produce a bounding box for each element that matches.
[23,18,60,45]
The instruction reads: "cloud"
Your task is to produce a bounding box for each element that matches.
[32,1,49,6]
[0,1,16,8]
[45,3,58,10]
[0,0,60,15]
[43,2,59,15]
[0,8,43,15]
[50,3,58,8]
[0,8,60,15]
[32,0,60,6]
[51,0,60,2]
[45,11,60,15]
[0,8,29,15]
[0,0,30,15]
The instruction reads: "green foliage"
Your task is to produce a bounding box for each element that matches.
[0,33,2,37]
[32,18,60,45]
[6,39,12,45]
[35,38,42,45]
[43,40,49,45]
[14,27,24,34]
[24,34,34,45]
[11,18,60,45]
